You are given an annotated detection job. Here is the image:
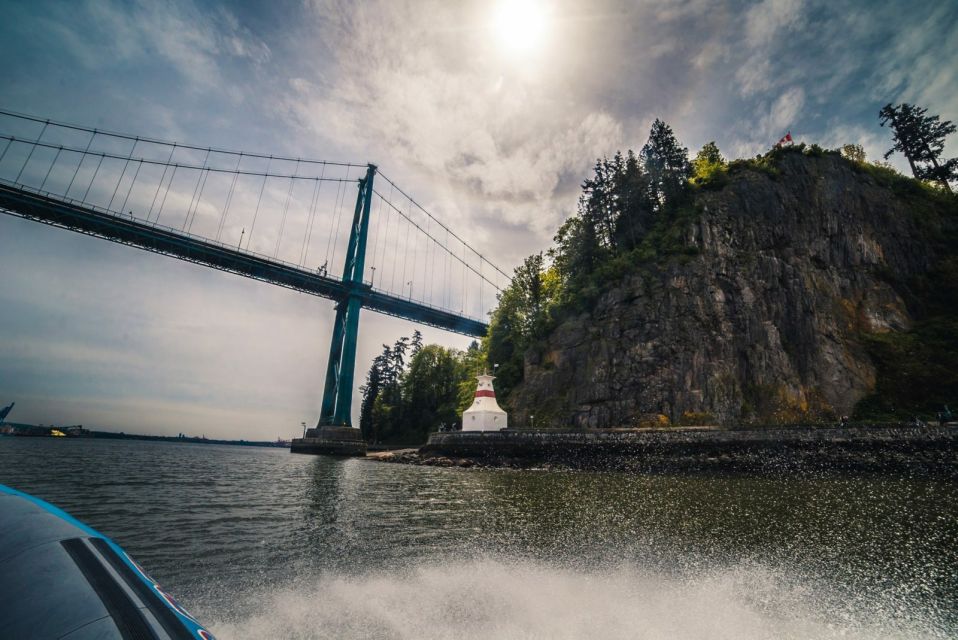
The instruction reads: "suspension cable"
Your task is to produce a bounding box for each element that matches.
[0,108,365,169]
[377,171,509,280]
[373,187,501,292]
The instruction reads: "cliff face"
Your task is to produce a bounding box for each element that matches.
[509,152,954,428]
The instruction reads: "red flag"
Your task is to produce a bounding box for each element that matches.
[785,132,793,142]
[776,131,793,147]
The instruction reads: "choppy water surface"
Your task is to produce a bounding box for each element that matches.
[1,437,955,639]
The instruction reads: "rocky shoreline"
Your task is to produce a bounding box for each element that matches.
[367,425,958,476]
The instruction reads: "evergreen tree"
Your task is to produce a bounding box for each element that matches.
[879,103,957,192]
[486,284,525,400]
[613,150,655,249]
[410,330,423,356]
[580,153,622,253]
[553,209,602,284]
[512,253,547,340]
[358,350,387,442]
[691,141,726,183]
[388,336,410,386]
[641,119,692,211]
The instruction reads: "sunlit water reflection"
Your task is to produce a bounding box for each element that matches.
[1,438,955,638]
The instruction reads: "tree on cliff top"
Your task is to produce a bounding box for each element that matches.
[641,119,692,211]
[840,144,866,163]
[879,103,957,192]
[691,141,727,184]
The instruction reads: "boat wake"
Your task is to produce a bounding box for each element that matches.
[205,557,950,640]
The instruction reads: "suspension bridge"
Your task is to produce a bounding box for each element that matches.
[0,110,509,450]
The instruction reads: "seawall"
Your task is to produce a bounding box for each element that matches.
[403,425,958,475]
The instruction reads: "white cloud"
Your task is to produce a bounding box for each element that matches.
[38,0,270,91]
[286,0,626,252]
[744,0,806,47]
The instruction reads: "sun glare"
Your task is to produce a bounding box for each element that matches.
[493,0,551,55]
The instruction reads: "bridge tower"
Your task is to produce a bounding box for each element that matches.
[318,163,376,428]
[293,164,376,456]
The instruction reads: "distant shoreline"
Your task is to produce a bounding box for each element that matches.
[0,423,289,448]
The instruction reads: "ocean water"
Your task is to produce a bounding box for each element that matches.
[0,437,955,639]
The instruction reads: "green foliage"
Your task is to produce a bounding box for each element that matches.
[487,253,552,400]
[841,144,867,163]
[854,251,958,421]
[400,344,468,443]
[456,341,486,413]
[854,317,958,420]
[359,335,478,444]
[631,203,702,264]
[728,153,781,179]
[691,141,727,187]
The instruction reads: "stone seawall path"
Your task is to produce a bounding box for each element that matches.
[369,425,958,476]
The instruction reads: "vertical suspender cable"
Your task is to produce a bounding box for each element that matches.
[216,153,244,241]
[184,148,211,231]
[66,130,97,199]
[329,168,351,271]
[300,175,321,266]
[377,197,392,289]
[369,190,386,283]
[247,155,273,251]
[301,163,326,266]
[187,165,211,234]
[427,218,435,304]
[325,178,345,270]
[39,146,63,191]
[413,225,422,301]
[15,120,48,184]
[274,159,299,258]
[155,164,179,224]
[119,159,143,217]
[148,143,177,221]
[80,152,105,204]
[442,229,452,309]
[108,137,139,210]
[376,184,394,278]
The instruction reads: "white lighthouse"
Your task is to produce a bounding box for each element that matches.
[462,374,508,431]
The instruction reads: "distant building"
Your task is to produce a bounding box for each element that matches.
[462,374,508,431]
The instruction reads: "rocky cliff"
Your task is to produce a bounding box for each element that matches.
[508,150,957,428]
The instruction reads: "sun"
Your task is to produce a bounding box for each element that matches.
[492,0,551,55]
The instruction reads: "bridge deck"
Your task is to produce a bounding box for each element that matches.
[0,183,488,337]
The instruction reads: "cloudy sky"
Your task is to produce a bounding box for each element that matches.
[1,0,955,439]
